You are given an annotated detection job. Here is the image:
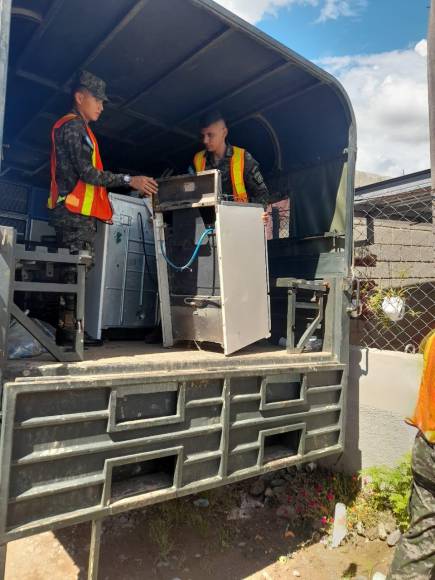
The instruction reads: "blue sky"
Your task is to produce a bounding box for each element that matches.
[257,0,428,60]
[217,0,430,176]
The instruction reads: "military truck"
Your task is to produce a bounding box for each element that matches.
[0,0,356,577]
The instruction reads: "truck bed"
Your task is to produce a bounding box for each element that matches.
[4,340,333,382]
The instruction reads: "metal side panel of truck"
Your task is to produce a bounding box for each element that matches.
[0,0,356,576]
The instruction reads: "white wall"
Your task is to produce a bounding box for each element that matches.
[339,347,422,472]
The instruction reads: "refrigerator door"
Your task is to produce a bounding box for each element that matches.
[216,203,270,355]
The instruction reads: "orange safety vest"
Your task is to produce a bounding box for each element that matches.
[193,146,248,203]
[48,113,113,223]
[406,332,435,443]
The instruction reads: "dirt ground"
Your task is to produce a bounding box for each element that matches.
[4,490,394,580]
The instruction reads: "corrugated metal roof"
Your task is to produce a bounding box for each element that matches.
[355,168,431,198]
[354,170,432,223]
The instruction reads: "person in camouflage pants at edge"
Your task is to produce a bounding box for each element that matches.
[385,330,435,580]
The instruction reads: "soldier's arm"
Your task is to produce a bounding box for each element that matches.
[62,119,126,188]
[244,152,285,207]
[244,152,271,208]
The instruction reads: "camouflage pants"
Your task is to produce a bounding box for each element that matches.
[49,204,96,334]
[49,203,97,256]
[387,434,435,580]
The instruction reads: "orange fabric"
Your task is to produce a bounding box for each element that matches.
[406,332,435,443]
[48,114,113,223]
[193,147,248,203]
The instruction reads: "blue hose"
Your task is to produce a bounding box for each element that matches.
[160,227,215,272]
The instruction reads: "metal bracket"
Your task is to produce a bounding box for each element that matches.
[347,276,362,318]
[10,303,82,362]
[0,227,15,383]
[276,277,329,353]
[88,519,103,580]
[1,227,91,364]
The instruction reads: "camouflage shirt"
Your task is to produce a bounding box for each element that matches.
[201,144,271,207]
[53,109,126,199]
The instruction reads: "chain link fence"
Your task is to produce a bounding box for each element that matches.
[351,182,435,353]
[265,180,435,353]
[266,198,290,240]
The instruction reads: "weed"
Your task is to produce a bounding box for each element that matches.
[346,454,412,533]
[205,486,239,514]
[362,274,420,327]
[347,497,379,531]
[158,498,190,527]
[148,512,174,560]
[283,467,359,530]
[186,509,210,538]
[217,524,232,549]
[363,454,412,531]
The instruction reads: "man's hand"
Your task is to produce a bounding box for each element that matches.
[130,175,158,197]
[262,211,270,224]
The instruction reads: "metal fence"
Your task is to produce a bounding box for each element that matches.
[265,182,435,353]
[266,198,291,240]
[351,183,435,353]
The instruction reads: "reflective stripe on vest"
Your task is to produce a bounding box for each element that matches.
[406,332,435,443]
[48,114,113,223]
[193,150,207,173]
[193,146,248,203]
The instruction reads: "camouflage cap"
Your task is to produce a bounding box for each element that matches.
[73,70,108,102]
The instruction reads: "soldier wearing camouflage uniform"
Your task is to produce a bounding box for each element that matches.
[49,71,158,343]
[193,111,272,208]
[49,70,157,258]
[385,330,435,580]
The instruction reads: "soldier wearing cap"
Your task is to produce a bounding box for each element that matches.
[193,111,272,210]
[48,70,158,256]
[48,71,158,345]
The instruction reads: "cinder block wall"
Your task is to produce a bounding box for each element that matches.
[354,217,434,286]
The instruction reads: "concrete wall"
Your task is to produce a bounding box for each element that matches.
[336,347,422,472]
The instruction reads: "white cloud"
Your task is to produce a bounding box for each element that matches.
[318,40,429,177]
[317,0,367,23]
[415,38,427,58]
[214,0,364,24]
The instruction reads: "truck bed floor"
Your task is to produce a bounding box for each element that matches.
[4,340,333,381]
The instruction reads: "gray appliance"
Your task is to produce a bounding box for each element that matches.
[154,170,270,355]
[85,193,158,339]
